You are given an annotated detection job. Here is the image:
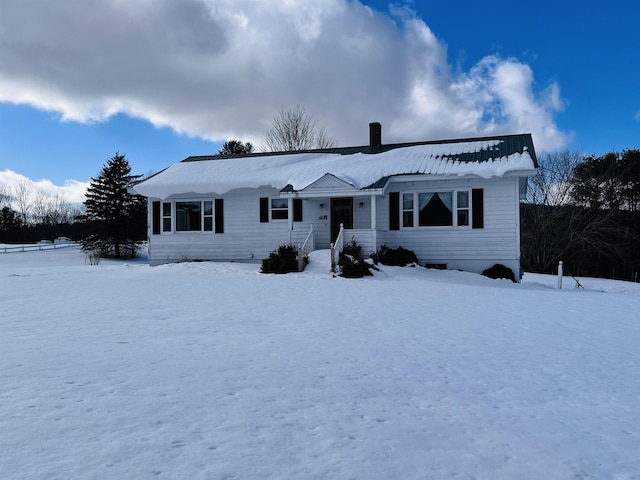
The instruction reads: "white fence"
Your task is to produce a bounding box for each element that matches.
[0,239,77,254]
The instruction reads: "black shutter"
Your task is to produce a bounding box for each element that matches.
[152,201,160,235]
[472,188,484,229]
[215,199,224,233]
[293,199,303,222]
[389,192,400,231]
[260,197,269,223]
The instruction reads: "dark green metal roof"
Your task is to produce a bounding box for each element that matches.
[181,133,537,168]
[362,176,391,190]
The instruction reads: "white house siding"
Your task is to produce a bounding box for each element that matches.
[298,198,330,249]
[145,177,524,276]
[147,188,333,265]
[370,176,522,276]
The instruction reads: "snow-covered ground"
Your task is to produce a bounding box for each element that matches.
[1,246,639,479]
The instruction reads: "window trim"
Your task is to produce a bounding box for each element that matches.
[162,202,172,232]
[456,191,470,227]
[402,193,414,228]
[160,199,222,234]
[270,198,289,221]
[400,189,473,229]
[260,197,301,223]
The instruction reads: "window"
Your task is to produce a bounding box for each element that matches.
[172,200,218,232]
[176,201,202,231]
[271,198,288,220]
[402,190,473,228]
[402,193,414,227]
[418,192,453,226]
[162,202,172,232]
[203,201,213,231]
[156,200,222,233]
[457,191,469,227]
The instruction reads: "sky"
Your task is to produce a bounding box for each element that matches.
[1,0,639,203]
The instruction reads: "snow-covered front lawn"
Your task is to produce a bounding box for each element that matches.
[2,246,639,479]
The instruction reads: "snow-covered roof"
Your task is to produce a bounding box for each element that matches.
[133,134,538,198]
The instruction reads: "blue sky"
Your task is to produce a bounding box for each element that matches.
[1,0,639,200]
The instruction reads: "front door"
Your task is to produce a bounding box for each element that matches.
[331,197,353,242]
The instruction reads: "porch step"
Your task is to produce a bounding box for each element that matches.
[304,249,332,275]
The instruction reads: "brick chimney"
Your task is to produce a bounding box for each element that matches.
[369,122,382,147]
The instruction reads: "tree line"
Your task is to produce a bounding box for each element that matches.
[0,153,147,257]
[521,149,640,281]
[1,106,333,257]
[5,105,636,279]
[0,183,87,243]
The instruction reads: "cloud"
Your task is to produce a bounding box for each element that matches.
[635,110,640,122]
[0,0,569,152]
[0,170,89,205]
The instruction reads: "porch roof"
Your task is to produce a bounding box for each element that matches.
[133,133,537,198]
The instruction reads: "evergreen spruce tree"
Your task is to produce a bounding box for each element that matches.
[217,140,254,155]
[82,152,146,259]
[0,206,24,242]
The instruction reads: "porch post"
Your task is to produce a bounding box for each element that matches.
[371,194,377,250]
[288,197,294,231]
[370,194,377,228]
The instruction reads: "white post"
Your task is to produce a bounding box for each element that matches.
[557,261,563,289]
[370,194,377,229]
[288,197,294,231]
[330,243,335,272]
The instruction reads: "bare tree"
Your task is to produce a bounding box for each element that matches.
[527,150,582,206]
[521,149,639,277]
[32,193,76,225]
[0,184,11,209]
[264,106,337,152]
[315,126,336,150]
[13,181,32,225]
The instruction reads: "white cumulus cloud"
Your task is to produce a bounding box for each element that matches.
[0,170,89,205]
[0,0,569,156]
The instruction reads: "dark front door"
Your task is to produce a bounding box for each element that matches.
[331,197,353,242]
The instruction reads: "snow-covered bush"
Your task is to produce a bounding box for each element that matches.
[338,238,375,278]
[261,244,299,274]
[482,264,516,282]
[372,244,418,266]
